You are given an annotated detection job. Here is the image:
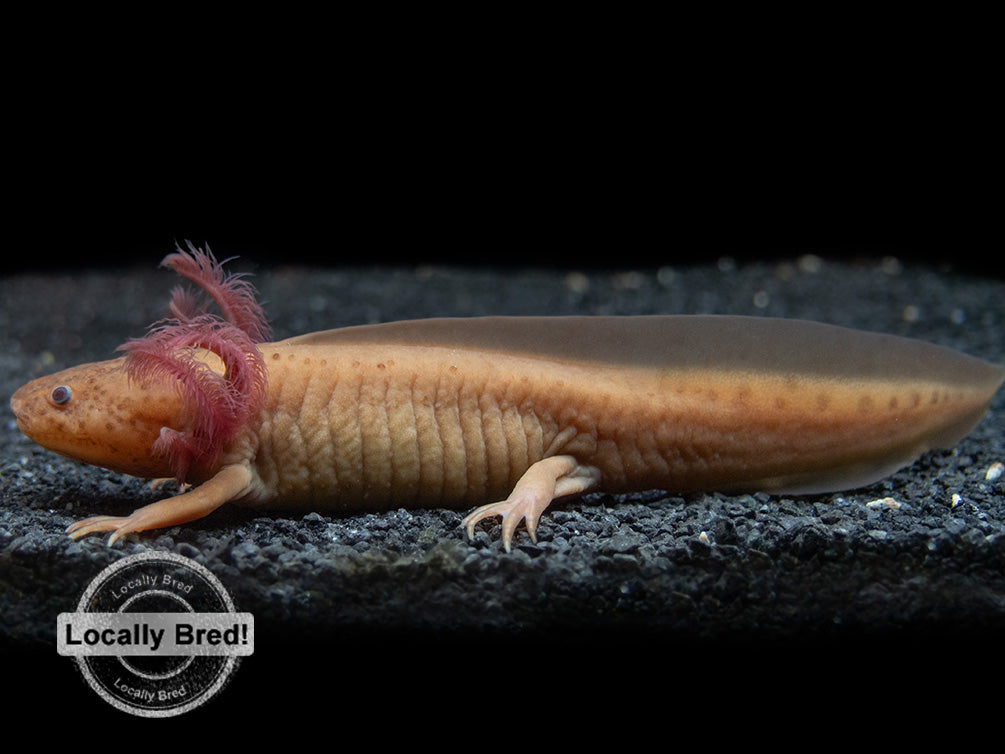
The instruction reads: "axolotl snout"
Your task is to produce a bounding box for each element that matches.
[13,356,191,481]
[11,245,1005,550]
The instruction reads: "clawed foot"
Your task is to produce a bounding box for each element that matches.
[461,455,601,552]
[462,494,548,552]
[66,514,148,546]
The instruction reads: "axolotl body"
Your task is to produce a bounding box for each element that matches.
[10,246,1004,550]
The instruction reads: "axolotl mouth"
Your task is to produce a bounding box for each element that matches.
[10,389,25,428]
[10,377,55,440]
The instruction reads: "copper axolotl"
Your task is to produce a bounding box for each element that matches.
[10,245,1004,550]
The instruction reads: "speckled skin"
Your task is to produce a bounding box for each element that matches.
[10,315,1003,549]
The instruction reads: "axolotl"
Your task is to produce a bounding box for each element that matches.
[10,245,1005,550]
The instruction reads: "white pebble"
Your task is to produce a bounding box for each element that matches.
[865,497,901,510]
[985,462,1004,482]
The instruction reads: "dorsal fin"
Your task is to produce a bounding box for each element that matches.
[277,315,1004,389]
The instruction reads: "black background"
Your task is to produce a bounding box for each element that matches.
[8,75,996,278]
[11,147,994,276]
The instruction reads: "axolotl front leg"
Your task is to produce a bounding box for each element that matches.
[66,463,255,546]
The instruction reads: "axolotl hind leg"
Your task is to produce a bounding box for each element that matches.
[66,463,253,546]
[462,455,601,552]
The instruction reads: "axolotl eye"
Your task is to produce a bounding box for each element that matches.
[50,385,72,406]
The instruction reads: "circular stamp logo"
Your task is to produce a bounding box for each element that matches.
[57,551,253,717]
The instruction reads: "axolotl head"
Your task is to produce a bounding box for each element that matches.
[10,356,187,479]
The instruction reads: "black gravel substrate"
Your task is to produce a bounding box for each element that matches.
[2,255,1003,725]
